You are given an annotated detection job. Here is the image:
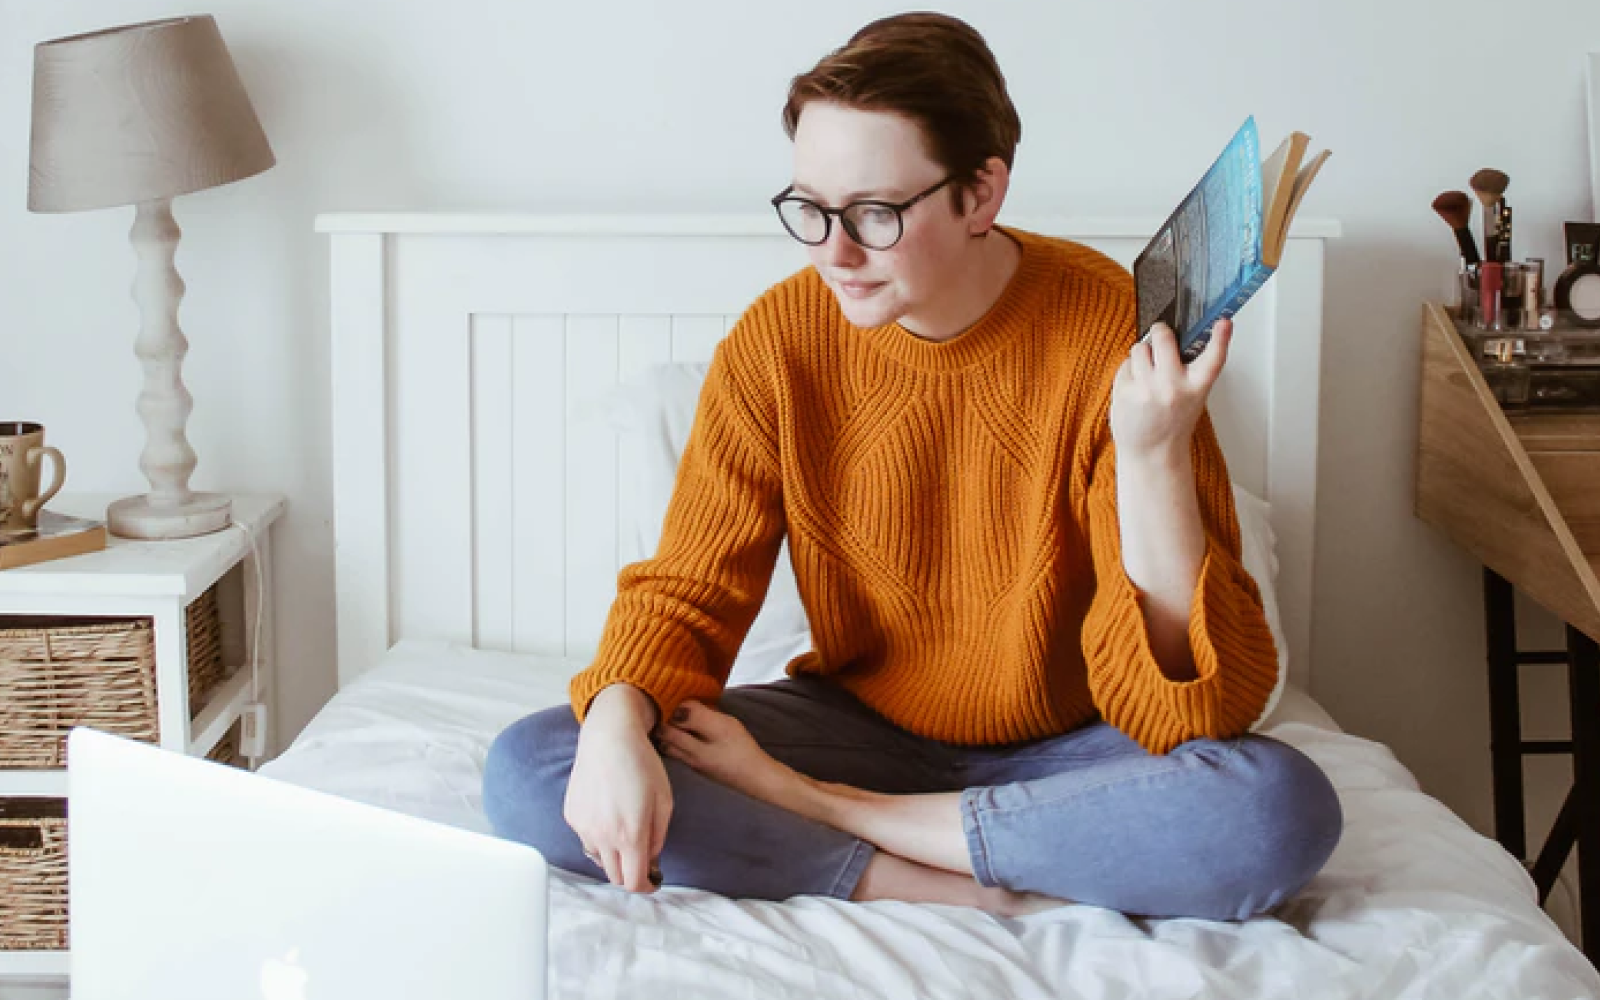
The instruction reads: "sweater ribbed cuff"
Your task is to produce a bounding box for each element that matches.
[568,619,726,725]
[1186,537,1281,720]
[1088,536,1280,754]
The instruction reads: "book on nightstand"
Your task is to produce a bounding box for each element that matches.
[0,509,107,569]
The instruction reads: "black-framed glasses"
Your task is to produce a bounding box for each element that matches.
[770,175,957,251]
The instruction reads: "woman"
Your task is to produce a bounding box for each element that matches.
[483,12,1341,921]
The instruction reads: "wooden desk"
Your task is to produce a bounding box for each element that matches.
[1415,302,1600,960]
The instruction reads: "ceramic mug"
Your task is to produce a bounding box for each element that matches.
[0,422,66,534]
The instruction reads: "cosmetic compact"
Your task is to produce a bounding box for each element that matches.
[1554,222,1600,327]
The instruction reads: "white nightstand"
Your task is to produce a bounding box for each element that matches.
[0,492,284,985]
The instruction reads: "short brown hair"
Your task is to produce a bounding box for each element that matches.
[782,13,1022,210]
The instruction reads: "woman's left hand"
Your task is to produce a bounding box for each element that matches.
[1109,319,1232,461]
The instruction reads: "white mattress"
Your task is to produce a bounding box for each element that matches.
[261,640,1600,999]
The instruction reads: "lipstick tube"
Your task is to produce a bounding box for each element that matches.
[1480,261,1504,331]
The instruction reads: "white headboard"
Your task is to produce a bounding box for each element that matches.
[317,213,1338,692]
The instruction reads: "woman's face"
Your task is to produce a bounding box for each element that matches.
[789,102,989,330]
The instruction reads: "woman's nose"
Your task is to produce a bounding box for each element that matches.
[819,221,867,269]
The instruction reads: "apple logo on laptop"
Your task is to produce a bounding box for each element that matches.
[260,947,309,1000]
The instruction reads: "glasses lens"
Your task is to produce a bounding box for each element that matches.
[843,204,903,250]
[776,199,828,244]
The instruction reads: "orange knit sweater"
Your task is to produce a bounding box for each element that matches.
[570,228,1280,754]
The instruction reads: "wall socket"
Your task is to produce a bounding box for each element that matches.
[240,703,268,759]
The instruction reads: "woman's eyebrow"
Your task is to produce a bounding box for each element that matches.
[791,181,893,202]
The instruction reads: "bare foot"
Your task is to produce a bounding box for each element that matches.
[659,705,1074,919]
[989,889,1071,918]
[853,850,1071,917]
[658,702,815,812]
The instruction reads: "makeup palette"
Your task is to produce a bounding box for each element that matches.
[1554,223,1600,327]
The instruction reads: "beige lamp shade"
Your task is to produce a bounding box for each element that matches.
[28,14,275,213]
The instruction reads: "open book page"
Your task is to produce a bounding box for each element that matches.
[1275,150,1332,258]
[1259,132,1310,267]
[1258,137,1293,224]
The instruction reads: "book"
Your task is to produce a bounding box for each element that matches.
[1133,115,1330,362]
[0,509,107,569]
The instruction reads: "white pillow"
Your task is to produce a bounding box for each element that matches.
[1232,484,1290,728]
[607,363,812,688]
[605,362,1290,726]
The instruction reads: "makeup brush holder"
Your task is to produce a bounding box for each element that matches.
[1455,261,1549,331]
[1453,265,1478,323]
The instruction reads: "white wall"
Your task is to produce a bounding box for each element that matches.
[2,0,1598,892]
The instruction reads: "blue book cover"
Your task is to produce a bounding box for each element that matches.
[1134,116,1327,362]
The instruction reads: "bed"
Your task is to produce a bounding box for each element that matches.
[270,212,1600,998]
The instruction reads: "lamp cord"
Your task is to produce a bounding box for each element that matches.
[229,517,266,747]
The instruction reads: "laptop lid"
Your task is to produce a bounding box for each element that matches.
[67,727,548,1000]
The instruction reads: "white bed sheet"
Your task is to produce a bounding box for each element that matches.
[261,640,1600,1000]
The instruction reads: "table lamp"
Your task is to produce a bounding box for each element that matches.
[28,14,275,539]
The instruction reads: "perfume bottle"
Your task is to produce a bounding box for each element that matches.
[1479,337,1530,408]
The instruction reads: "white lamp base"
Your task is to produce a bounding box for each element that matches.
[117,198,235,543]
[108,492,231,540]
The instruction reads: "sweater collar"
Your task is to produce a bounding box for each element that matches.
[858,226,1056,373]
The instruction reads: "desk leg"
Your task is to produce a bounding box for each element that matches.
[1567,626,1600,955]
[1484,568,1527,859]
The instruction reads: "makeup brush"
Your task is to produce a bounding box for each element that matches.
[1471,168,1510,261]
[1432,191,1480,265]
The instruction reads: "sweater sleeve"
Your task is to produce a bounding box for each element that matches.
[568,330,786,724]
[1079,408,1281,755]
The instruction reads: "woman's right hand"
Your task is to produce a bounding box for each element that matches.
[563,683,673,893]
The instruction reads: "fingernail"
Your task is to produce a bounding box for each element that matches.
[671,706,688,724]
[649,864,664,887]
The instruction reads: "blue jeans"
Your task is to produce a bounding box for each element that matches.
[482,675,1342,921]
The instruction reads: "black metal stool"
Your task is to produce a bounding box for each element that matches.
[1483,567,1600,961]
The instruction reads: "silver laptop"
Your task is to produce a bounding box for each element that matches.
[67,726,549,1000]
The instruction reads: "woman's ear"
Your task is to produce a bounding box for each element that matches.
[966,156,1011,237]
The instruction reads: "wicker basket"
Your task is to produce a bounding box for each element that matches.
[0,585,230,769]
[0,721,245,952]
[207,719,244,768]
[0,798,67,951]
[0,588,240,950]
